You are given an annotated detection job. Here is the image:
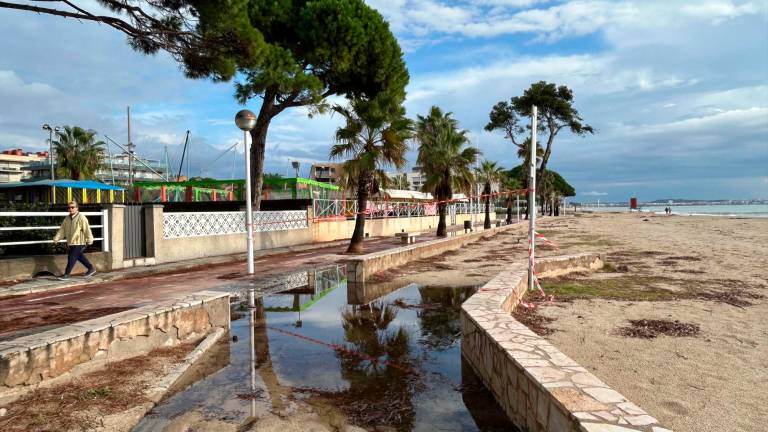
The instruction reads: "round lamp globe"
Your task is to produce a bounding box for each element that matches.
[235,110,257,131]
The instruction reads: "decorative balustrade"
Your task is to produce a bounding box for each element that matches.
[162,210,308,239]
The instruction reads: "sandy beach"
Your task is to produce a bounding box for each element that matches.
[377,211,768,432]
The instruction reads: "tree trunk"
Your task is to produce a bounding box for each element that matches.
[437,201,448,237]
[536,129,557,181]
[249,117,271,210]
[248,89,278,210]
[347,178,369,254]
[484,194,491,229]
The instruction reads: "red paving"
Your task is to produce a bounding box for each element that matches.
[0,233,447,340]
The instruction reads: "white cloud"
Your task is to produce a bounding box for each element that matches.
[0,70,59,97]
[680,1,759,22]
[581,191,608,196]
[368,0,763,43]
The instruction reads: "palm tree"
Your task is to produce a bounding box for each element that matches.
[331,95,412,254]
[501,173,523,223]
[390,173,410,190]
[53,126,105,180]
[416,106,479,237]
[476,160,504,229]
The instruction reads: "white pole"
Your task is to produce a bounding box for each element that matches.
[528,105,538,292]
[248,289,256,416]
[516,194,520,222]
[244,131,255,274]
[127,106,133,186]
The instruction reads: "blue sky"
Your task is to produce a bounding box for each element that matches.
[1,0,766,201]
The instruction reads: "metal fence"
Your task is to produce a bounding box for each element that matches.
[123,205,146,259]
[313,199,484,220]
[0,210,109,251]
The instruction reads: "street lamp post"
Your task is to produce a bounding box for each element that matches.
[42,124,60,180]
[235,110,257,275]
[528,105,538,292]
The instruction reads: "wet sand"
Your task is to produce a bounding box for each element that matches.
[379,212,768,432]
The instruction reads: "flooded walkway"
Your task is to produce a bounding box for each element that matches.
[135,266,518,432]
[0,233,450,341]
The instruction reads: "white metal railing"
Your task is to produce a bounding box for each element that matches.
[162,210,309,239]
[0,210,110,252]
[313,199,484,220]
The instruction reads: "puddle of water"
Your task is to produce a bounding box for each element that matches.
[135,266,517,432]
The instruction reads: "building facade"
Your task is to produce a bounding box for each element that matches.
[309,162,343,185]
[406,166,427,191]
[27,153,168,186]
[0,149,48,183]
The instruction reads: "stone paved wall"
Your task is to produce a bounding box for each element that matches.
[0,290,229,404]
[461,254,672,432]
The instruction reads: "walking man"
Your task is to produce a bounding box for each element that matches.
[53,201,96,280]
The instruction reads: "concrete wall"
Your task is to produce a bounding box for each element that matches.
[461,254,671,432]
[150,205,495,265]
[0,290,230,404]
[311,211,492,243]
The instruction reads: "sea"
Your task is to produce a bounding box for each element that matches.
[583,204,768,218]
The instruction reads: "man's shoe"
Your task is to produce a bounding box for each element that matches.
[57,275,70,281]
[85,269,97,278]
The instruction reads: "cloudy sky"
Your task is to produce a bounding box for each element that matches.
[1,0,766,201]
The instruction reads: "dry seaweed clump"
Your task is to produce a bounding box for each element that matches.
[512,307,555,336]
[0,342,195,431]
[618,319,700,339]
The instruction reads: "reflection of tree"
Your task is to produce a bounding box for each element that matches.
[417,287,477,350]
[331,301,417,430]
[252,297,288,411]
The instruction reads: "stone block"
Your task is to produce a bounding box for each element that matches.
[1,349,30,387]
[551,387,610,412]
[581,423,643,432]
[572,372,606,388]
[203,296,231,328]
[616,401,646,416]
[583,387,627,404]
[625,415,657,426]
[547,403,571,432]
[536,387,549,425]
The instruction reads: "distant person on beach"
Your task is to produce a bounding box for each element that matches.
[53,201,96,280]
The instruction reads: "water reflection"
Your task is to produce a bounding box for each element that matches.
[332,302,416,429]
[417,286,476,351]
[134,266,516,432]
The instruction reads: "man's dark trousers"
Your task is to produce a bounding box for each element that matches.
[65,245,94,276]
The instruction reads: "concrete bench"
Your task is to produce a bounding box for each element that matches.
[395,232,418,244]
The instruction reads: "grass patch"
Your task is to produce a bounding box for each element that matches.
[539,275,682,301]
[84,386,112,399]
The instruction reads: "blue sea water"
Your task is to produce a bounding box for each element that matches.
[584,204,768,218]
